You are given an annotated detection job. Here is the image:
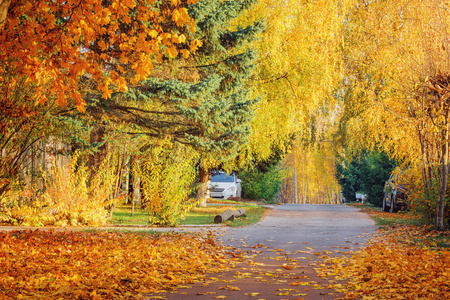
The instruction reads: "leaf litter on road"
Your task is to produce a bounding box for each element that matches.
[0,229,235,299]
[7,222,444,299]
[316,225,450,299]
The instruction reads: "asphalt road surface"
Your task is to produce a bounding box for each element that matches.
[220,204,376,252]
[155,204,377,300]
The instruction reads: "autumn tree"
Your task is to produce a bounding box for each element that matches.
[233,0,351,167]
[0,0,201,196]
[278,140,341,204]
[208,0,353,206]
[334,0,450,227]
[107,0,265,207]
[1,0,199,109]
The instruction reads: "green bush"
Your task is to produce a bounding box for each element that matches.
[359,151,397,207]
[335,150,396,207]
[240,165,285,202]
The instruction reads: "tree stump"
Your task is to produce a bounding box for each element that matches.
[214,208,246,223]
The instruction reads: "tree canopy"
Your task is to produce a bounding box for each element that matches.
[1,0,200,110]
[3,0,450,228]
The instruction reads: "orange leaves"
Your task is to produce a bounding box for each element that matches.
[190,39,203,52]
[172,7,190,27]
[172,0,197,6]
[180,49,190,58]
[121,0,136,9]
[0,230,231,299]
[321,226,450,299]
[172,33,187,44]
[166,46,179,58]
[0,0,200,110]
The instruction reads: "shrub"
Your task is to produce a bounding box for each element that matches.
[0,152,121,226]
[138,142,197,226]
[240,164,286,202]
[406,166,450,228]
[335,150,396,206]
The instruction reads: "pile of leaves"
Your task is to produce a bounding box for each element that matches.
[317,212,450,299]
[0,229,233,299]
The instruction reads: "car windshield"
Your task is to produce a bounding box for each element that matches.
[211,173,234,182]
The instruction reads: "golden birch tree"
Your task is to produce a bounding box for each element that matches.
[337,0,450,227]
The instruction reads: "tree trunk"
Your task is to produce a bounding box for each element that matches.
[294,168,298,204]
[437,110,449,229]
[418,127,429,190]
[127,156,137,205]
[196,165,210,207]
[131,161,141,216]
[88,122,107,184]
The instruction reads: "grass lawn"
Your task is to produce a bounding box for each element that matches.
[349,202,450,248]
[350,202,423,226]
[109,201,269,227]
[109,206,150,225]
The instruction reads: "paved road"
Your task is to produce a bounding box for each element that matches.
[156,204,377,300]
[220,204,376,252]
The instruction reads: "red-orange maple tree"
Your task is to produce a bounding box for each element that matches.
[0,0,199,111]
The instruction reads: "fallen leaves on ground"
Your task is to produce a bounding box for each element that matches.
[0,229,233,299]
[318,225,450,299]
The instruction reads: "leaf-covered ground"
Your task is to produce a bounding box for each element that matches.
[0,230,233,299]
[319,227,450,299]
[147,240,353,300]
[316,206,450,299]
[3,206,450,300]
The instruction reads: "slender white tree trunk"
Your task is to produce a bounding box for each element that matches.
[437,108,449,228]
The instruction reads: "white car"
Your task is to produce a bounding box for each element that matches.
[209,172,242,199]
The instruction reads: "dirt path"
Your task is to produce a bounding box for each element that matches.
[148,204,377,300]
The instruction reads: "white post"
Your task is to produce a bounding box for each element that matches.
[294,168,298,204]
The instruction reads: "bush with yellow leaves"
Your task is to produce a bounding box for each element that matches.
[0,152,121,226]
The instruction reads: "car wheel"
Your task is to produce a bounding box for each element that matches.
[382,194,390,212]
[390,194,398,213]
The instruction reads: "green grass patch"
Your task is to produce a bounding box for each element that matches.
[349,202,423,227]
[109,203,268,227]
[371,214,423,226]
[109,206,149,225]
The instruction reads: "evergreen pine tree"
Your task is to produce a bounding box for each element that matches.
[112,0,265,205]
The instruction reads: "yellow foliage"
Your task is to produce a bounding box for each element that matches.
[0,152,122,226]
[138,141,198,226]
[236,0,350,165]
